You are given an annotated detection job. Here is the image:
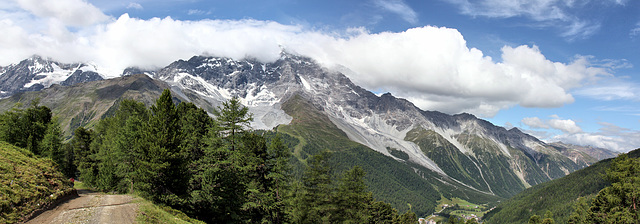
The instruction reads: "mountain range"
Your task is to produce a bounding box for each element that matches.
[0,54,617,217]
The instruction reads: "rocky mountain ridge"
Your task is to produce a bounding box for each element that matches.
[0,56,104,98]
[0,54,614,200]
[150,54,604,198]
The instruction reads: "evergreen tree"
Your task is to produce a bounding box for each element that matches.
[528,215,541,224]
[583,154,640,223]
[397,211,417,224]
[367,200,398,224]
[147,89,187,205]
[264,135,293,224]
[177,102,213,161]
[60,143,77,178]
[40,118,64,170]
[541,210,555,224]
[567,197,590,224]
[334,166,373,223]
[213,97,253,151]
[465,218,479,224]
[294,151,335,223]
[72,127,96,184]
[189,127,246,223]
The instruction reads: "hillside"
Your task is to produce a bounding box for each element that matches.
[0,74,171,138]
[278,95,500,216]
[484,148,640,224]
[0,141,74,223]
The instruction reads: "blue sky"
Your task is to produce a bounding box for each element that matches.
[1,0,639,152]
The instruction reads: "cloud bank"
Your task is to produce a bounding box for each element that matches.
[0,0,610,118]
[522,116,640,152]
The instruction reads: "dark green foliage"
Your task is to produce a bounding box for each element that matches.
[0,100,52,155]
[0,100,75,179]
[39,118,74,177]
[213,97,252,151]
[487,149,640,224]
[334,166,373,223]
[71,90,304,223]
[542,210,555,224]
[527,211,555,224]
[264,135,293,223]
[367,200,399,224]
[148,89,188,206]
[528,215,541,224]
[72,127,95,183]
[397,211,417,224]
[574,153,640,223]
[293,151,335,223]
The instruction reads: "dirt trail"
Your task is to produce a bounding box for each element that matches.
[26,190,139,224]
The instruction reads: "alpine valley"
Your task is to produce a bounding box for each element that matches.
[0,54,616,217]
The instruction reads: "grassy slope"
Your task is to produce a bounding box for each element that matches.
[136,198,205,224]
[484,148,640,224]
[0,141,74,223]
[277,95,500,217]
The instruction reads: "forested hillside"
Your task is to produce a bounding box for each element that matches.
[0,89,424,223]
[484,148,640,224]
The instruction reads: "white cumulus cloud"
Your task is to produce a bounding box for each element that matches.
[13,0,110,27]
[522,117,549,129]
[522,116,582,134]
[0,2,611,117]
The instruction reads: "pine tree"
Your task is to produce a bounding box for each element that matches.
[177,102,213,161]
[528,215,541,224]
[367,200,398,224]
[72,127,96,184]
[264,135,293,224]
[567,197,590,224]
[189,127,246,223]
[148,89,187,205]
[334,166,373,223]
[541,210,555,224]
[582,154,640,223]
[40,118,64,169]
[213,97,253,151]
[397,211,417,224]
[294,151,334,223]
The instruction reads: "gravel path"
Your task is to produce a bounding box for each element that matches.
[26,190,139,224]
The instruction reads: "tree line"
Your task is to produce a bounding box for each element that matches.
[0,89,418,223]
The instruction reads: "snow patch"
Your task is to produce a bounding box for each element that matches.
[299,75,311,91]
[23,63,70,88]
